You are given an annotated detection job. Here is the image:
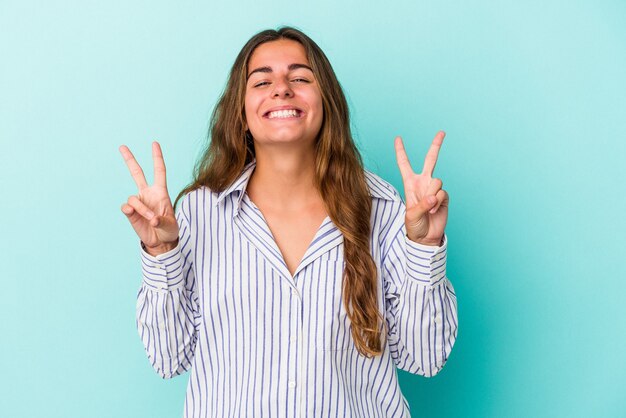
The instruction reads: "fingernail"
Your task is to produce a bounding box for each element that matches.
[146,211,155,219]
[429,208,437,214]
[428,196,437,205]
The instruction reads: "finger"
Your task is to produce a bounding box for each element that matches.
[122,203,146,234]
[406,194,438,222]
[422,131,445,177]
[119,145,148,189]
[152,141,167,188]
[127,195,155,220]
[426,178,443,197]
[422,195,439,214]
[150,214,177,230]
[429,189,449,214]
[121,203,135,216]
[394,136,415,181]
[121,203,145,226]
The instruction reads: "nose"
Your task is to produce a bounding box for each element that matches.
[272,79,293,98]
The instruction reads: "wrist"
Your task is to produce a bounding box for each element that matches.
[406,234,443,247]
[141,240,178,256]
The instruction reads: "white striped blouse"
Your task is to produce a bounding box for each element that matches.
[136,160,458,418]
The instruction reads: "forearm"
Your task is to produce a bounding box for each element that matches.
[137,238,199,378]
[384,232,458,377]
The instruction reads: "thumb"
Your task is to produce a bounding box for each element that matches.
[406,195,437,221]
[150,215,179,242]
[418,195,438,215]
[150,214,175,229]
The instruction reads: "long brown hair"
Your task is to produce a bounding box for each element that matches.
[175,27,386,357]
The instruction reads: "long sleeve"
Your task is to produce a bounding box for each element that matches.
[382,220,458,378]
[136,196,200,379]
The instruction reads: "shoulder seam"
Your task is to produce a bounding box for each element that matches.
[364,170,401,202]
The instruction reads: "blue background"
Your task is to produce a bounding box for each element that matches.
[1,0,625,417]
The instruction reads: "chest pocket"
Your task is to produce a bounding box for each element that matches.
[309,260,356,351]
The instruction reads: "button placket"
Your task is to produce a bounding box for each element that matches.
[295,280,308,417]
[288,284,300,392]
[289,287,300,343]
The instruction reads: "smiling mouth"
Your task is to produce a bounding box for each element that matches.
[264,109,303,119]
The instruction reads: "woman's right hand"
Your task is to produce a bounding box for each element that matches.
[119,141,179,256]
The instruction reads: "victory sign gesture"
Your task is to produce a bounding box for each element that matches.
[395,131,449,246]
[119,142,179,255]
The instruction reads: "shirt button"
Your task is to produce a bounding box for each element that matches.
[291,289,298,296]
[435,316,442,325]
[288,381,296,388]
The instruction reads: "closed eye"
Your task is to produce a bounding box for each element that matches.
[252,78,310,88]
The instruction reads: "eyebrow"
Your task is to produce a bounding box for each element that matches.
[247,63,313,80]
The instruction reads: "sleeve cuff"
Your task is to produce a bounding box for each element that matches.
[140,241,186,291]
[405,234,448,286]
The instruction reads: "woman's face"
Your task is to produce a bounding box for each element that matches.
[244,39,323,149]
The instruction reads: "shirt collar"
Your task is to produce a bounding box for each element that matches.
[213,160,257,209]
[363,170,399,201]
[213,160,397,211]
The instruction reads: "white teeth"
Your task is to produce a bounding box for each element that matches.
[267,109,298,119]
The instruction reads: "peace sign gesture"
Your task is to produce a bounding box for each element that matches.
[395,131,449,246]
[119,142,179,256]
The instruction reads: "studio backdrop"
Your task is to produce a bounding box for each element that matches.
[1,0,625,417]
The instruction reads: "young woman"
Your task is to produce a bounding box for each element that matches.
[120,27,457,418]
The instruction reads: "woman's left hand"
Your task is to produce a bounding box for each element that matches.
[394,131,449,246]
